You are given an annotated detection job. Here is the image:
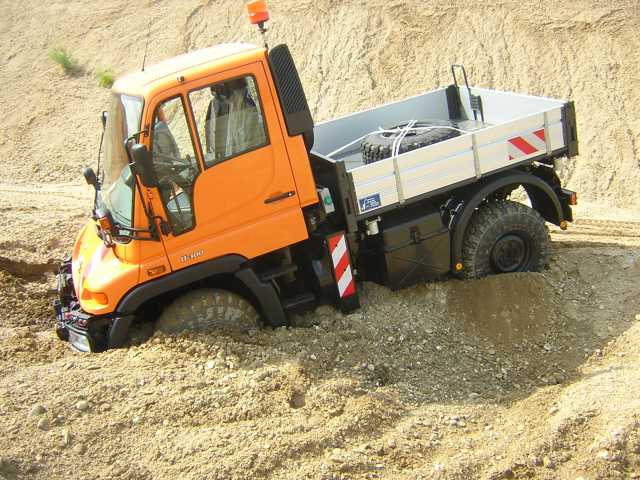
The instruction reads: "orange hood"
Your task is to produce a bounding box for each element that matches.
[71,220,139,315]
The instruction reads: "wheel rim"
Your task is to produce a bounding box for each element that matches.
[490,233,530,273]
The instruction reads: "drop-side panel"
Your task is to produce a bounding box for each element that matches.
[350,108,568,215]
[311,86,572,217]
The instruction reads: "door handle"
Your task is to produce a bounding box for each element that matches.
[264,190,296,204]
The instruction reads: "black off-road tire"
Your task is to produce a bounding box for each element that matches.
[361,120,462,164]
[460,201,550,279]
[156,288,260,334]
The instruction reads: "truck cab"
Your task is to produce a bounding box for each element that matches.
[57,43,324,351]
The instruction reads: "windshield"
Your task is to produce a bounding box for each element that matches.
[101,94,144,229]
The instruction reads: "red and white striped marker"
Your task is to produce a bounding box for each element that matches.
[508,128,546,160]
[328,233,356,298]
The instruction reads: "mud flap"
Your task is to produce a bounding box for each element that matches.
[108,315,134,348]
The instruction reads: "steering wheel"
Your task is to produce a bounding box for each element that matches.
[152,153,196,191]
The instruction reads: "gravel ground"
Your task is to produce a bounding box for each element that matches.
[1,1,640,479]
[1,196,639,479]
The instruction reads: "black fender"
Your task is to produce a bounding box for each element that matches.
[107,254,287,348]
[450,171,565,271]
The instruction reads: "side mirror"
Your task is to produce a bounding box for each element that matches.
[131,144,158,188]
[83,167,98,189]
[101,111,107,129]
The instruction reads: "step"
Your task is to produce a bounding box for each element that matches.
[259,263,298,282]
[282,292,316,311]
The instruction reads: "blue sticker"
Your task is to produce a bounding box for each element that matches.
[358,193,382,212]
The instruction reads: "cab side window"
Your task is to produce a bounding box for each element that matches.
[151,96,199,235]
[189,76,268,168]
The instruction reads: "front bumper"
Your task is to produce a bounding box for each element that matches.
[54,259,110,352]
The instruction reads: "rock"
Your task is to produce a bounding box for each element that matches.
[30,404,46,416]
[132,415,141,425]
[309,354,317,361]
[329,448,344,463]
[37,417,50,431]
[387,439,396,449]
[529,455,542,466]
[73,443,86,455]
[76,400,89,412]
[205,360,215,370]
[500,468,514,479]
[611,428,625,446]
[61,429,72,446]
[542,456,555,469]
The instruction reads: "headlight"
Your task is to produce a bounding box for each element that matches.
[68,329,92,353]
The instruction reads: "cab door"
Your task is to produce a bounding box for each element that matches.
[146,61,309,271]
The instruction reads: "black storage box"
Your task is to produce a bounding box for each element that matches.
[370,204,451,289]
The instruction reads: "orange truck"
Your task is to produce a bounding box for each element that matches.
[54,2,578,352]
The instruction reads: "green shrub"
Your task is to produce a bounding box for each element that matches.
[48,47,77,74]
[95,68,115,88]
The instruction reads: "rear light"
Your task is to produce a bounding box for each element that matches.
[561,189,578,206]
[569,192,578,206]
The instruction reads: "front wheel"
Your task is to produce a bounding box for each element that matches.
[460,201,550,279]
[155,288,260,334]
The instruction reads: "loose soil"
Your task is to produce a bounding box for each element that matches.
[1,1,640,480]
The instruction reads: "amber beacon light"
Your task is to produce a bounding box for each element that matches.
[247,1,270,29]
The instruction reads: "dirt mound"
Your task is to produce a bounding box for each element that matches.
[447,273,555,347]
[0,271,53,329]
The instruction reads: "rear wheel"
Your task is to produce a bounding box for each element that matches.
[156,288,260,334]
[460,200,550,279]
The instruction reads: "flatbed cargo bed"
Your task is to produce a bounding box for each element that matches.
[311,84,577,219]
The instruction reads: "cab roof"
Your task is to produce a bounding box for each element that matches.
[113,43,263,97]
